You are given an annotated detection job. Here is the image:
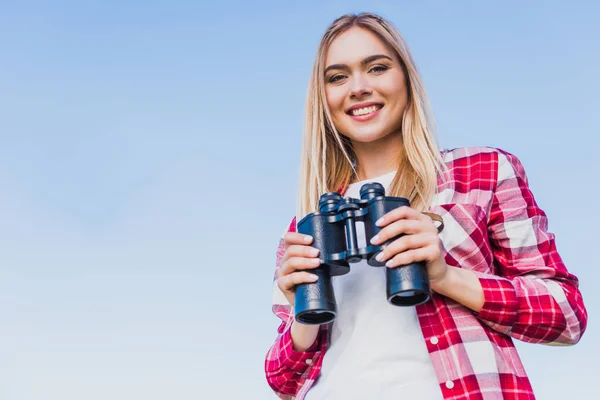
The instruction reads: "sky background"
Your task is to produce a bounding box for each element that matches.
[0,0,598,399]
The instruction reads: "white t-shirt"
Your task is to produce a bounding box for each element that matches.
[304,171,443,400]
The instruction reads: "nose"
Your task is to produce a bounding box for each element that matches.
[349,73,372,99]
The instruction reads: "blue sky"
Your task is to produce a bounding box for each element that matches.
[0,1,598,399]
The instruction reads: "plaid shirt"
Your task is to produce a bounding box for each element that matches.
[265,147,587,399]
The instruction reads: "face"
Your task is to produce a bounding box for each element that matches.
[324,27,408,145]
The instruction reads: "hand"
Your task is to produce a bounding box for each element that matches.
[369,206,449,289]
[276,232,322,306]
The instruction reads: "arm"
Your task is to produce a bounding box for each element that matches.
[264,221,327,398]
[372,149,587,345]
[467,149,587,345]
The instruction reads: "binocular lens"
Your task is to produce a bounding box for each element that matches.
[294,269,337,325]
[386,261,430,306]
[389,291,429,306]
[296,310,336,325]
[359,182,385,200]
[319,193,343,213]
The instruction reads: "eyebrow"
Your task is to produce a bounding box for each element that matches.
[324,54,394,75]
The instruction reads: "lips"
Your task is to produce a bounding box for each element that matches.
[346,103,384,117]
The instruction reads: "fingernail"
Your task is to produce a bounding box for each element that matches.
[385,260,395,267]
[309,248,319,256]
[312,258,321,265]
[304,235,312,243]
[376,217,384,226]
[309,274,319,281]
[370,234,380,244]
[375,252,384,262]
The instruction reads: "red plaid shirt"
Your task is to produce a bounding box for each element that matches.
[264,147,587,399]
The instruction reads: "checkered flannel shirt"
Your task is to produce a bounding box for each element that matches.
[265,147,587,399]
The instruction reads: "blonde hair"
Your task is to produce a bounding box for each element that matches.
[297,12,447,219]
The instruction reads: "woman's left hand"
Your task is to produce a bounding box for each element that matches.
[369,206,449,289]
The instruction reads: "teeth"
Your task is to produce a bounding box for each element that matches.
[351,105,379,116]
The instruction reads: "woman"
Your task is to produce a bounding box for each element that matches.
[264,12,587,400]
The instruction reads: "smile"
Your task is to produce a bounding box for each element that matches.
[346,103,384,121]
[350,105,382,116]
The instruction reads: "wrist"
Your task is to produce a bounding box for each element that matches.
[290,319,321,352]
[430,264,457,295]
[430,266,485,312]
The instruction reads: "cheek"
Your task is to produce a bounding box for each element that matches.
[326,87,346,115]
[383,80,408,109]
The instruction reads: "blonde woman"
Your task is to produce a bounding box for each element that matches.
[265,13,587,400]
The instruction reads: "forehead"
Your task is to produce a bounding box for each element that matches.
[326,26,396,66]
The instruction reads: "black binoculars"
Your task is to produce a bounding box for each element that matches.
[294,182,434,325]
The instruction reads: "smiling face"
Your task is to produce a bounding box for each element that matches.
[324,27,409,145]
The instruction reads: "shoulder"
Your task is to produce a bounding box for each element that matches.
[439,146,529,192]
[442,146,525,173]
[441,146,499,165]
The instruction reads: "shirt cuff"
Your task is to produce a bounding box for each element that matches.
[473,271,519,329]
[280,324,322,371]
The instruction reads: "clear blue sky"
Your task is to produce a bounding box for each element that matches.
[0,1,598,399]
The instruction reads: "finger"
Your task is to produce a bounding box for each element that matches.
[375,233,438,262]
[385,245,438,268]
[423,212,445,233]
[279,256,322,277]
[370,219,423,245]
[283,232,313,248]
[277,271,319,292]
[375,206,421,227]
[285,244,320,259]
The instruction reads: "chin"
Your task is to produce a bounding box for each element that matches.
[343,127,388,143]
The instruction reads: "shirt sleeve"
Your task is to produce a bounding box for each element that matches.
[264,218,326,397]
[473,149,587,345]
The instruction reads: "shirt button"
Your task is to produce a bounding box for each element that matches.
[445,380,455,389]
[430,336,439,345]
[305,359,313,365]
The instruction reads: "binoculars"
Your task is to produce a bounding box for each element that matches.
[294,182,434,325]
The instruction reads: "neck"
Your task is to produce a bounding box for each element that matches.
[352,130,403,181]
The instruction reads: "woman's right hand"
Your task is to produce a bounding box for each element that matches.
[276,232,322,306]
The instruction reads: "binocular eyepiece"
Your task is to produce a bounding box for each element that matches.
[294,182,431,325]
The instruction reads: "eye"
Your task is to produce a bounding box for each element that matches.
[369,65,389,74]
[328,74,346,83]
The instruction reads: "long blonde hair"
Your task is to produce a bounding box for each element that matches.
[297,13,447,219]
